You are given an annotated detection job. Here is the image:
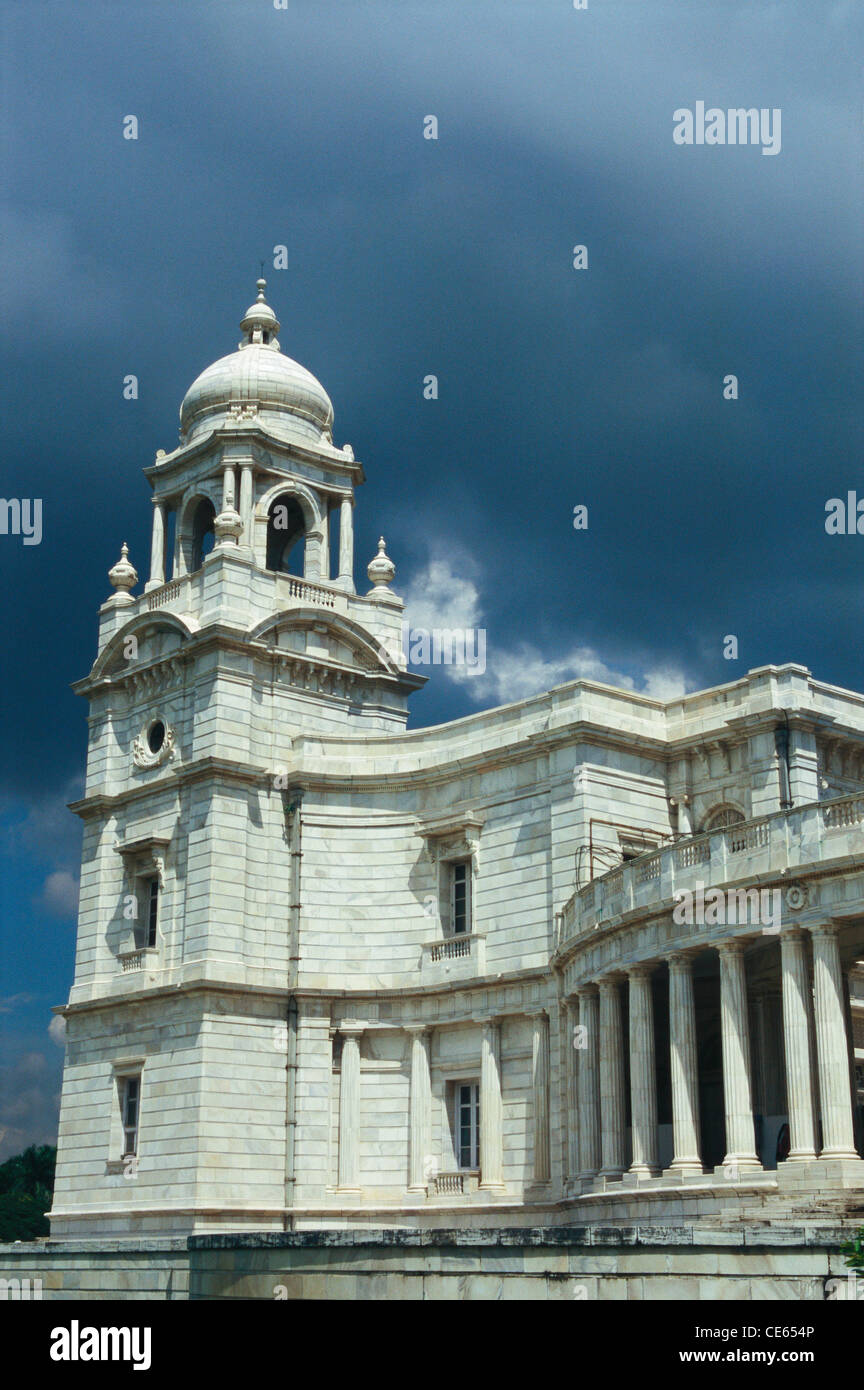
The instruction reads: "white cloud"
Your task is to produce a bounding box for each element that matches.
[401,555,690,706]
[400,559,482,635]
[36,870,79,918]
[48,1015,67,1048]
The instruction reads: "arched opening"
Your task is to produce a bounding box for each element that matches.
[190,498,216,572]
[702,805,745,833]
[266,494,306,575]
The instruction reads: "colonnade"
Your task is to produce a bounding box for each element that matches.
[567,922,860,1185]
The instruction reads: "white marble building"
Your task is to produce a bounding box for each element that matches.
[49,284,864,1239]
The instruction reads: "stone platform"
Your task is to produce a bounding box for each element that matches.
[2,1218,861,1300]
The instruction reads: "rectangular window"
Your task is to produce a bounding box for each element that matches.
[146,877,159,948]
[454,1081,480,1169]
[450,861,471,936]
[122,1075,140,1157]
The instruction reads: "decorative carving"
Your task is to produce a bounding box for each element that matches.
[784,882,809,912]
[133,722,176,770]
[226,400,259,422]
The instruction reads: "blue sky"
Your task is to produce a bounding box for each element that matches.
[0,0,861,1156]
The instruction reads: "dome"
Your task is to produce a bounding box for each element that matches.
[179,280,334,445]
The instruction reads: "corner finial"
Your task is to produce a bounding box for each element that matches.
[108,541,138,600]
[367,535,396,597]
[256,277,267,302]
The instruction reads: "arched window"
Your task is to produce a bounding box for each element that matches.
[266,494,306,575]
[702,806,745,833]
[190,498,216,572]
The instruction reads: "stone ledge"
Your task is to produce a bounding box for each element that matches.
[6,1217,859,1259]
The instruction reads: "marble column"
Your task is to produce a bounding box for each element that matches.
[811,924,859,1159]
[564,998,579,1183]
[406,1026,431,1191]
[668,952,703,1175]
[336,1026,362,1191]
[598,978,626,1178]
[221,465,235,513]
[479,1018,504,1190]
[717,942,761,1172]
[337,496,354,590]
[628,966,660,1177]
[318,503,330,581]
[147,501,166,589]
[780,931,818,1161]
[530,1011,551,1183]
[173,513,186,578]
[577,986,601,1182]
[239,463,254,547]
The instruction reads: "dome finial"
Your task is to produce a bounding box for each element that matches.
[238,279,280,348]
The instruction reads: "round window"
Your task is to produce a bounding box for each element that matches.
[147,720,166,754]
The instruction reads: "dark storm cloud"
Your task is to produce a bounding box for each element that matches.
[0,2,861,1142]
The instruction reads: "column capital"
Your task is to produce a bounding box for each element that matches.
[716,939,748,960]
[598,972,626,990]
[626,962,655,981]
[404,1023,430,1037]
[809,920,841,940]
[781,925,810,942]
[668,949,699,972]
[338,1022,365,1038]
[575,981,599,998]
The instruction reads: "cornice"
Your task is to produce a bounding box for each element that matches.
[143,425,365,489]
[57,964,551,1017]
[68,755,270,820]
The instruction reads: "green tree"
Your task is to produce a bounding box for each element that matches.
[841,1227,864,1275]
[0,1145,56,1241]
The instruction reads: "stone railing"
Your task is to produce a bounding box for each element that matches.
[430,936,472,963]
[118,947,159,973]
[146,578,185,611]
[432,1172,464,1195]
[143,570,341,617]
[559,792,864,949]
[282,576,337,609]
[429,1171,480,1197]
[421,932,486,976]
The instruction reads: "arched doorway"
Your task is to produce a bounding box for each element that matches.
[266,494,306,575]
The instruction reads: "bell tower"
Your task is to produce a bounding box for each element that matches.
[95,279,423,733]
[49,282,423,1238]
